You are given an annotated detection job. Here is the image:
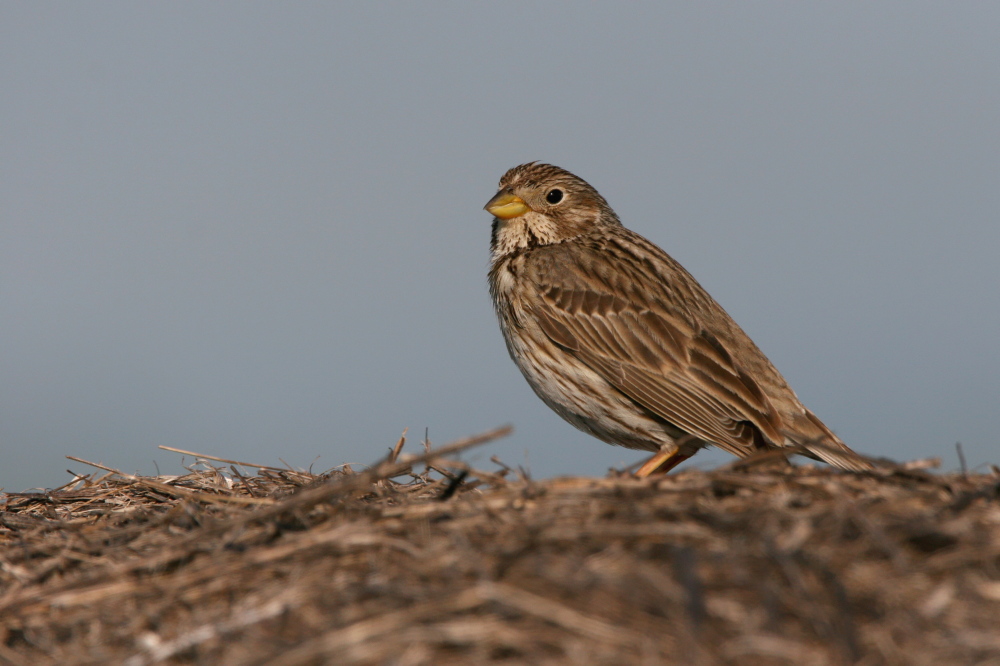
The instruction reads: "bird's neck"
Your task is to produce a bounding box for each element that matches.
[489,213,564,262]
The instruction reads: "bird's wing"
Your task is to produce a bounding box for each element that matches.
[528,247,785,458]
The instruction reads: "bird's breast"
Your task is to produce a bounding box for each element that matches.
[488,255,527,328]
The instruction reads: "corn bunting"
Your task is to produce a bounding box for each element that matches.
[485,162,871,476]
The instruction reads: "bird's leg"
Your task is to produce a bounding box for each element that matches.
[635,449,693,478]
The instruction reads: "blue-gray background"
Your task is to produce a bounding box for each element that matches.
[2,4,997,492]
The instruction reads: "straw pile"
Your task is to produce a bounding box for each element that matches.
[1,427,999,665]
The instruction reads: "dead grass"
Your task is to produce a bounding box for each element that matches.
[2,428,999,665]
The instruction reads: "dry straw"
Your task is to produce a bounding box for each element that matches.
[1,428,999,665]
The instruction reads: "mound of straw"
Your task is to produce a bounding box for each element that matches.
[2,427,999,665]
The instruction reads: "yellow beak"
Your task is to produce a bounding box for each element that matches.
[485,192,531,219]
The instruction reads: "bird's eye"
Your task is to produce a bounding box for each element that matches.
[546,189,564,204]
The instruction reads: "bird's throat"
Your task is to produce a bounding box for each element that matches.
[490,213,560,261]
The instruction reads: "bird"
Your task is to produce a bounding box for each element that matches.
[484,162,871,477]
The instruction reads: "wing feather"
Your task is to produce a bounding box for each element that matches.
[529,241,785,457]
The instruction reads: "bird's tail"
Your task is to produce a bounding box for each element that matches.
[787,410,873,472]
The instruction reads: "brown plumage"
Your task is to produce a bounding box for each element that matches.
[485,162,871,475]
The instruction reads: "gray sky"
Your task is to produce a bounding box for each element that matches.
[2,4,998,492]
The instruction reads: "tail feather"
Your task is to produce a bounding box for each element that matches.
[786,410,873,472]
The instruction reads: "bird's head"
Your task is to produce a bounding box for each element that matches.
[485,163,620,258]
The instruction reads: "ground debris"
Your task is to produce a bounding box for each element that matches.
[1,435,999,665]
